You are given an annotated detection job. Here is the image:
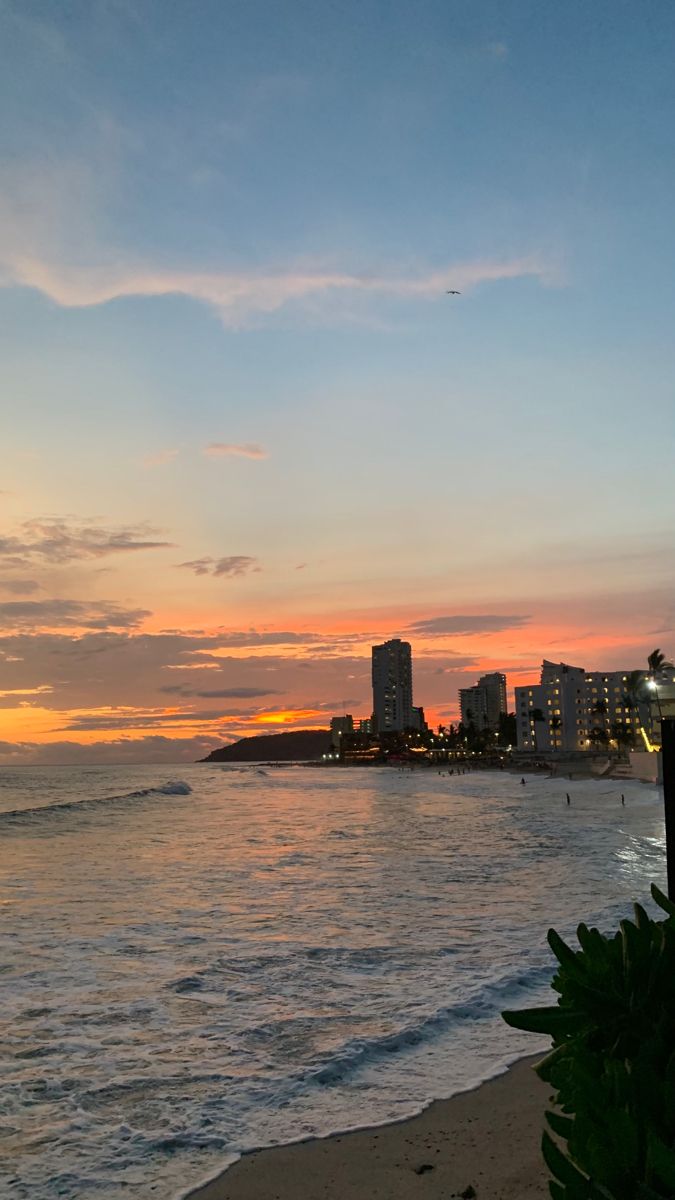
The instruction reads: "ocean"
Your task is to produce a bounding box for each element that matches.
[0,764,665,1199]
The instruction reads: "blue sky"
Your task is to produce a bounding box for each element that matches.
[1,0,674,760]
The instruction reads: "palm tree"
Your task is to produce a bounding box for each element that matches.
[550,715,562,751]
[648,648,674,681]
[619,653,673,750]
[588,726,609,750]
[623,670,649,747]
[529,707,545,751]
[647,649,674,735]
[591,698,610,746]
[611,719,634,753]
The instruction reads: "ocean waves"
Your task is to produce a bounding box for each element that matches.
[300,959,554,1088]
[1,767,664,1200]
[0,780,192,829]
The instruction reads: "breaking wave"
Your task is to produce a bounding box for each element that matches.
[0,780,192,829]
[300,961,553,1087]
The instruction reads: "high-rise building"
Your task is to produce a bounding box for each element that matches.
[372,638,414,732]
[477,672,508,728]
[459,685,489,731]
[459,672,507,732]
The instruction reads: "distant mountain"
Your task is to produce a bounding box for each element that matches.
[200,729,331,763]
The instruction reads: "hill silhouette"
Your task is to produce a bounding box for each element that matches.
[200,729,331,763]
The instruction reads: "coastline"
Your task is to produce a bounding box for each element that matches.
[185,1054,550,1200]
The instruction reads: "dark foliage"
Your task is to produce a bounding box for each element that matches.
[503,885,675,1199]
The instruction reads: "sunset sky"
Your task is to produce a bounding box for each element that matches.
[1,1,675,763]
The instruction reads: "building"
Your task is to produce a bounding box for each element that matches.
[330,714,354,750]
[411,705,428,732]
[516,661,586,752]
[459,685,489,731]
[583,671,653,749]
[459,672,507,732]
[372,638,414,732]
[515,661,655,752]
[477,672,508,728]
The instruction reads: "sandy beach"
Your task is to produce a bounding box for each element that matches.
[187,1055,551,1200]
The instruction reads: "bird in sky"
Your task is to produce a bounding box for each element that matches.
[446,290,461,295]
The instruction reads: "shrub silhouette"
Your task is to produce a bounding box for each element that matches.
[503,884,675,1199]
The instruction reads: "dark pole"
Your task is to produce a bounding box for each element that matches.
[661,717,675,901]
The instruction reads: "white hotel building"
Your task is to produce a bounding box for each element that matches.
[515,660,653,752]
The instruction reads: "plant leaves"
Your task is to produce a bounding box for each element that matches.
[651,884,675,918]
[542,1132,592,1197]
[502,1005,585,1034]
[546,1109,575,1140]
[647,1132,675,1191]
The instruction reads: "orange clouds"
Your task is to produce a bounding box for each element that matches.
[1,589,671,760]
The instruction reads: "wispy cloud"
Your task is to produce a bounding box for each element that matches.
[0,578,41,595]
[177,555,260,578]
[0,599,150,631]
[6,254,554,327]
[0,156,556,327]
[203,443,268,460]
[0,518,174,567]
[59,708,239,731]
[407,614,531,636]
[141,448,179,467]
[160,685,284,699]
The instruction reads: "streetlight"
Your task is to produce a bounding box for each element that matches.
[647,677,675,901]
[647,678,664,724]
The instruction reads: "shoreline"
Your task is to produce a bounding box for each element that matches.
[184,1053,550,1200]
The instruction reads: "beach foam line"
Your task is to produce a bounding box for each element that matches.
[0,780,192,828]
[175,1051,547,1200]
[296,960,553,1089]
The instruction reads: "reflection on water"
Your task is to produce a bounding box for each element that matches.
[0,765,664,1199]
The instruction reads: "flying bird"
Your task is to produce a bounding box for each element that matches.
[446,290,461,295]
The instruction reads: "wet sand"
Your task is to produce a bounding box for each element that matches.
[187,1055,551,1200]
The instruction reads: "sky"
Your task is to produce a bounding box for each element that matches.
[1,0,674,764]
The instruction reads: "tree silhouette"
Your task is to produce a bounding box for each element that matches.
[529,707,545,751]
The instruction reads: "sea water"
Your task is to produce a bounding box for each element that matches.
[0,765,665,1199]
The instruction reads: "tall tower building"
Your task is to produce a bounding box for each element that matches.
[459,685,489,731]
[477,672,508,728]
[372,639,414,732]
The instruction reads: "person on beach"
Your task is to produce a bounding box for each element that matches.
[566,793,571,805]
[520,778,526,785]
[622,794,625,805]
